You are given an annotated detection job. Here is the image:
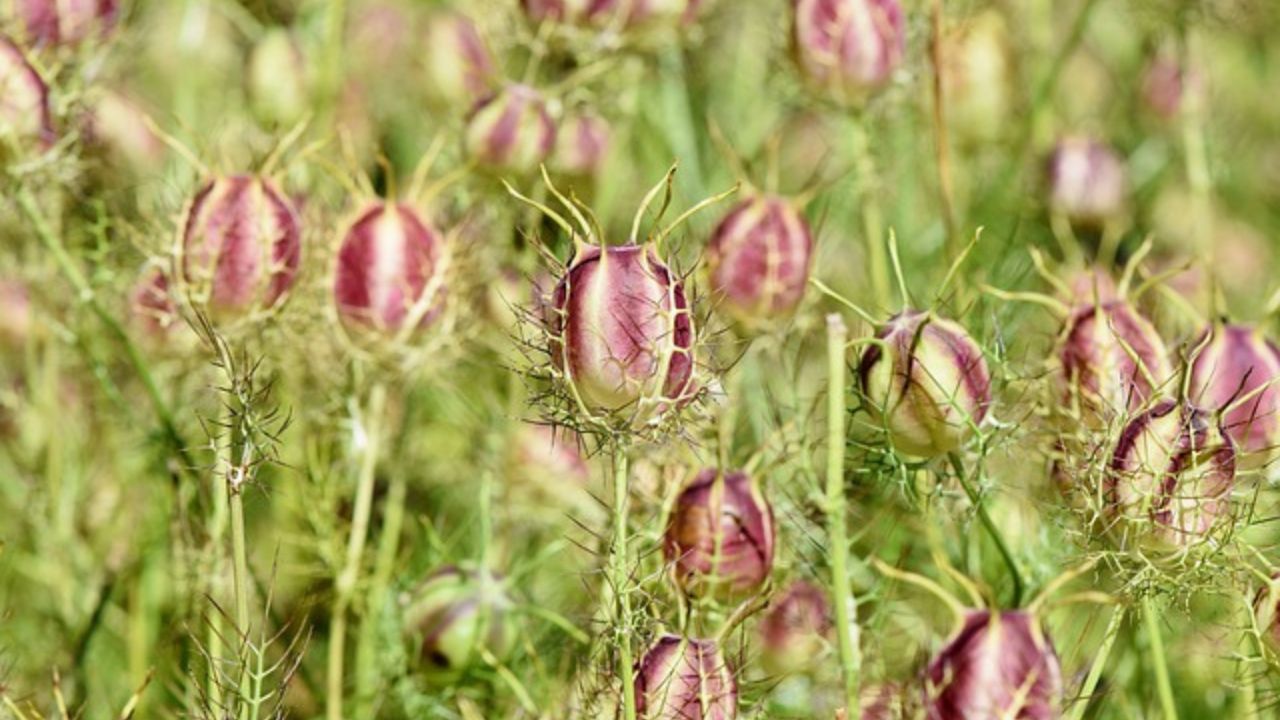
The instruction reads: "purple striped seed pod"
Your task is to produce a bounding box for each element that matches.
[1045,137,1128,228]
[464,84,556,176]
[549,242,696,417]
[333,202,447,336]
[664,469,775,597]
[706,194,813,327]
[635,635,737,720]
[422,11,498,110]
[759,580,831,675]
[924,610,1062,719]
[246,28,310,128]
[0,35,53,148]
[793,0,905,107]
[857,310,992,458]
[177,175,302,322]
[129,265,181,339]
[550,112,610,177]
[16,0,117,47]
[1056,300,1171,424]
[1189,323,1280,467]
[402,566,517,679]
[1107,400,1235,547]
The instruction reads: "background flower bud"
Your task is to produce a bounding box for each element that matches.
[549,243,695,417]
[129,265,181,339]
[857,310,991,458]
[706,194,813,327]
[465,84,557,175]
[1142,49,1204,121]
[924,610,1062,719]
[333,202,447,336]
[1056,300,1170,423]
[0,279,32,352]
[177,175,302,322]
[17,0,117,47]
[0,36,53,149]
[402,566,517,679]
[1108,400,1235,547]
[551,111,611,178]
[422,11,498,110]
[1045,136,1128,228]
[83,90,166,173]
[521,0,597,25]
[664,469,775,597]
[759,580,830,675]
[792,0,905,106]
[635,635,737,720]
[246,28,310,128]
[1188,323,1280,467]
[939,11,1011,144]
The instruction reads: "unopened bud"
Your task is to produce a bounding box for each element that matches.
[706,194,813,327]
[924,610,1062,719]
[792,0,905,106]
[664,469,775,597]
[465,84,557,175]
[635,635,737,719]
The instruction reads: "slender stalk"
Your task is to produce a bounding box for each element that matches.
[206,403,233,712]
[1067,605,1125,720]
[230,489,250,643]
[352,470,408,715]
[327,382,386,720]
[1142,595,1178,720]
[946,452,1023,607]
[609,446,638,720]
[826,315,861,719]
[849,116,889,310]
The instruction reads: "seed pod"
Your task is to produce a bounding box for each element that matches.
[1045,137,1128,228]
[333,202,447,337]
[1188,323,1280,467]
[924,610,1062,719]
[938,11,1011,144]
[246,28,310,128]
[16,0,117,47]
[1055,300,1170,423]
[1061,267,1118,308]
[464,84,557,176]
[792,0,906,107]
[1107,400,1235,547]
[759,580,831,675]
[0,35,53,149]
[129,265,181,339]
[83,90,165,173]
[857,310,991,458]
[549,242,695,418]
[402,566,517,679]
[422,11,498,110]
[177,175,302,322]
[635,635,737,720]
[550,112,610,178]
[706,194,813,327]
[664,469,775,597]
[1142,50,1203,121]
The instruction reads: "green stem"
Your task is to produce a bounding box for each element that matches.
[230,487,251,717]
[826,315,861,719]
[352,470,407,715]
[946,452,1024,607]
[1143,595,1178,720]
[322,0,347,120]
[849,116,889,311]
[1067,605,1125,720]
[610,447,637,720]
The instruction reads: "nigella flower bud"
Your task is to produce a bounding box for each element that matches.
[924,610,1063,719]
[465,84,557,176]
[246,28,310,128]
[549,242,695,418]
[0,36,53,149]
[402,566,517,678]
[333,202,448,337]
[792,0,906,106]
[422,11,498,110]
[1045,137,1128,228]
[83,90,166,173]
[1188,323,1280,467]
[0,279,32,352]
[1055,300,1171,423]
[1108,400,1235,547]
[550,112,611,178]
[759,580,831,675]
[16,0,117,47]
[1142,50,1203,121]
[857,310,992,458]
[664,469,775,597]
[129,265,181,340]
[177,175,302,322]
[635,635,737,720]
[1061,267,1118,308]
[706,194,813,327]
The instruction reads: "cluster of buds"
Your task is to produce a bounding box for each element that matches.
[465,84,557,176]
[792,0,906,106]
[634,635,737,719]
[1187,323,1280,468]
[422,11,499,109]
[0,36,53,150]
[246,28,310,128]
[13,0,117,47]
[705,194,813,329]
[1045,136,1129,229]
[758,580,831,675]
[1054,299,1171,425]
[857,310,992,458]
[401,566,517,679]
[663,469,775,597]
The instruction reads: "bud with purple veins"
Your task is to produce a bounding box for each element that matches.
[422,11,498,110]
[16,0,117,47]
[1045,136,1128,228]
[551,111,611,178]
[635,635,737,720]
[0,35,53,149]
[664,469,775,597]
[923,610,1063,719]
[402,566,517,679]
[465,84,557,176]
[706,194,813,328]
[176,174,302,322]
[1055,300,1171,423]
[792,0,906,106]
[759,580,831,675]
[857,310,992,458]
[1187,323,1280,468]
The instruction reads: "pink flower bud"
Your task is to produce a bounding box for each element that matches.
[551,112,611,177]
[706,194,813,326]
[83,90,166,172]
[1188,323,1280,466]
[759,580,831,675]
[857,310,991,458]
[924,610,1062,719]
[16,0,116,47]
[1142,50,1203,121]
[177,175,302,322]
[664,469,775,597]
[0,279,32,351]
[1055,300,1171,423]
[129,265,181,339]
[402,566,517,678]
[333,202,448,336]
[792,0,905,106]
[422,11,498,109]
[1061,267,1118,308]
[635,635,737,720]
[1045,137,1128,227]
[465,84,557,175]
[0,35,53,148]
[549,242,696,416]
[1107,400,1235,546]
[246,28,310,128]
